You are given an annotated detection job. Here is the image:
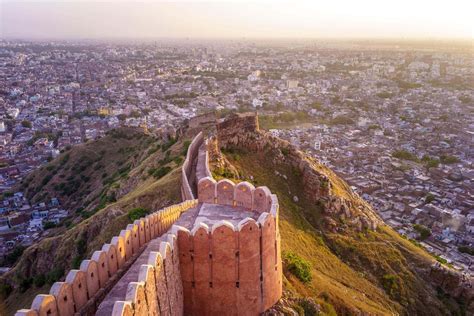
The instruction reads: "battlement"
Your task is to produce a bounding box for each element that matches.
[15,200,197,316]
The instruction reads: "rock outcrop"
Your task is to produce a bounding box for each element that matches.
[215,113,381,232]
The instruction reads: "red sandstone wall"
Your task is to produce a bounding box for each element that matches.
[174,211,281,316]
[182,132,204,200]
[16,200,198,316]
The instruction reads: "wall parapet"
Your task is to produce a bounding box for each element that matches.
[181,132,204,201]
[16,200,198,316]
[111,231,184,316]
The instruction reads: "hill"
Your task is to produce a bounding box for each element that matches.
[0,127,193,315]
[210,113,472,315]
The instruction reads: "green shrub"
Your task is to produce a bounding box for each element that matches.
[458,246,474,256]
[0,282,13,298]
[283,251,312,283]
[128,207,149,221]
[4,246,26,266]
[392,150,418,162]
[19,277,33,293]
[440,155,460,164]
[182,140,191,155]
[33,274,46,287]
[46,267,64,284]
[382,274,400,299]
[173,156,183,165]
[153,166,172,179]
[298,298,320,315]
[413,224,431,240]
[43,221,56,230]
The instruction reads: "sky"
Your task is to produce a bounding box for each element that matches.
[1,0,473,40]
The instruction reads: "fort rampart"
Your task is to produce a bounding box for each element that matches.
[181,132,204,200]
[16,127,282,316]
[110,133,282,316]
[15,200,197,316]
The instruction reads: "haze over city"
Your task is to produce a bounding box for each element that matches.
[1,0,473,40]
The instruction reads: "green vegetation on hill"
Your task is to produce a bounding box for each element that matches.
[1,128,192,315]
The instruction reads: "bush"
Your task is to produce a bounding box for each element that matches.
[128,207,149,221]
[298,298,320,315]
[0,282,13,298]
[425,193,435,204]
[181,140,191,155]
[18,277,33,293]
[440,155,460,164]
[413,224,431,240]
[283,251,312,283]
[46,267,64,284]
[33,274,46,287]
[458,246,474,256]
[153,166,171,179]
[21,120,32,128]
[43,221,56,230]
[382,274,401,299]
[4,246,26,266]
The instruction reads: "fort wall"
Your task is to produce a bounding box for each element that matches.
[15,200,197,316]
[181,132,204,200]
[16,129,282,316]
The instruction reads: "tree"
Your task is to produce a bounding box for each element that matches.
[413,224,431,240]
[425,193,435,204]
[21,120,32,128]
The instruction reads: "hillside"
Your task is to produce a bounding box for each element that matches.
[0,127,193,315]
[211,113,473,315]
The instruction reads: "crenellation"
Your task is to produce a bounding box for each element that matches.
[111,301,133,316]
[80,259,100,299]
[125,282,148,316]
[15,310,39,316]
[49,282,75,316]
[30,294,58,316]
[92,250,110,288]
[102,243,119,276]
[138,264,159,316]
[17,199,197,316]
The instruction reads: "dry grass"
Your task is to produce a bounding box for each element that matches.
[222,148,454,315]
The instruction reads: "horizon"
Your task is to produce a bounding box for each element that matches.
[1,0,473,40]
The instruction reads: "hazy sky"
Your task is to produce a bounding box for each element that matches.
[1,0,473,39]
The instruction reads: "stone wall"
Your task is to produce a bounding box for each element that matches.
[192,162,282,315]
[174,213,282,316]
[15,200,198,316]
[110,232,184,316]
[181,132,204,200]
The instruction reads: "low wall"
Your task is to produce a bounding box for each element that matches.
[198,177,277,214]
[181,132,204,201]
[15,200,198,316]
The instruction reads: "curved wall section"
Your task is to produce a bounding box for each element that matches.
[181,132,204,200]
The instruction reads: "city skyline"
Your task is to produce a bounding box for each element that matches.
[1,0,473,40]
